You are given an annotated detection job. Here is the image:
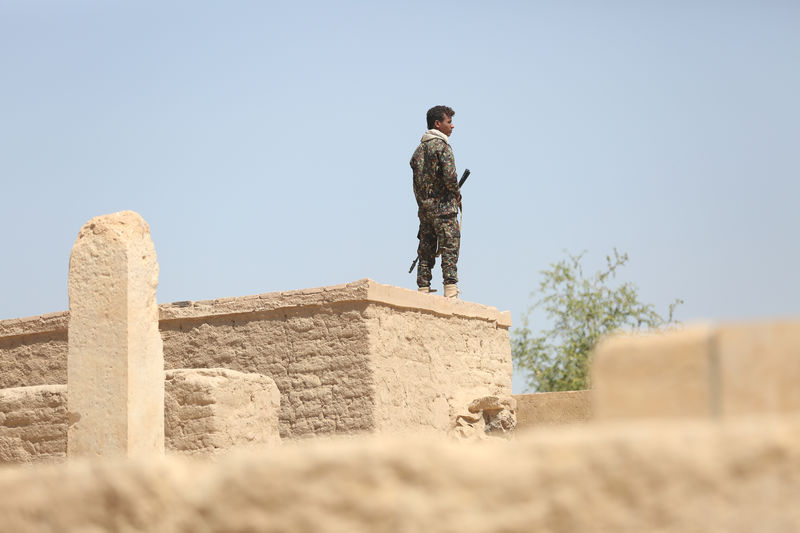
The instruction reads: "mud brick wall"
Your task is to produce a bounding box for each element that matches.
[159,280,511,438]
[513,391,592,430]
[0,314,68,389]
[367,306,511,433]
[592,321,800,420]
[0,279,512,440]
[0,385,67,463]
[160,302,373,439]
[4,416,800,532]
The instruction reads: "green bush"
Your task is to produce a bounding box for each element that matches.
[512,249,681,392]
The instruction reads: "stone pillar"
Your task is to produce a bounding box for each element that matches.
[67,211,164,458]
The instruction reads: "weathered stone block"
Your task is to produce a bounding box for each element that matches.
[165,368,281,454]
[67,211,164,458]
[451,395,517,440]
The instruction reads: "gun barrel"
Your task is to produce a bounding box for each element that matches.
[458,169,471,188]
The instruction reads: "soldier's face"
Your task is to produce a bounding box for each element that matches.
[435,115,454,137]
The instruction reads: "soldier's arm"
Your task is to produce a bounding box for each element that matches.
[440,145,460,200]
[410,147,425,205]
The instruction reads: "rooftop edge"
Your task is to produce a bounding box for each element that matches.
[0,279,511,338]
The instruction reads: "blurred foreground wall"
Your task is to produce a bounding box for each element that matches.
[2,311,800,531]
[1,416,799,533]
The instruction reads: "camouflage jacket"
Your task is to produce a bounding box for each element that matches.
[410,130,460,218]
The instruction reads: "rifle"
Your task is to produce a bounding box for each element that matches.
[458,168,471,188]
[408,169,471,274]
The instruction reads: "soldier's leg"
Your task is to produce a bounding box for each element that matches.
[416,216,437,288]
[434,214,460,285]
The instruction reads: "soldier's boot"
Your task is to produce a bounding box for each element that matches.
[444,284,459,298]
[418,286,438,294]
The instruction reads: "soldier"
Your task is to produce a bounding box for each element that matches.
[411,105,461,298]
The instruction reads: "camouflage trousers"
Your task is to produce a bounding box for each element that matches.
[416,212,460,287]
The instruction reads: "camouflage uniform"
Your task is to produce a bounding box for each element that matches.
[410,131,461,288]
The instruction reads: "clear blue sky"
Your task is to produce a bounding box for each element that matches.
[2,1,798,392]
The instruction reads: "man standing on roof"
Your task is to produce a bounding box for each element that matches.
[410,105,461,298]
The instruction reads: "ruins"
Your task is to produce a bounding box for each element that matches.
[0,210,798,532]
[0,211,521,462]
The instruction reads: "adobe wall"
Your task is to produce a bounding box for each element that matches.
[2,416,800,532]
[592,321,800,420]
[514,390,592,429]
[367,305,511,433]
[6,313,800,529]
[159,300,374,438]
[0,384,67,463]
[0,313,68,389]
[0,279,512,440]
